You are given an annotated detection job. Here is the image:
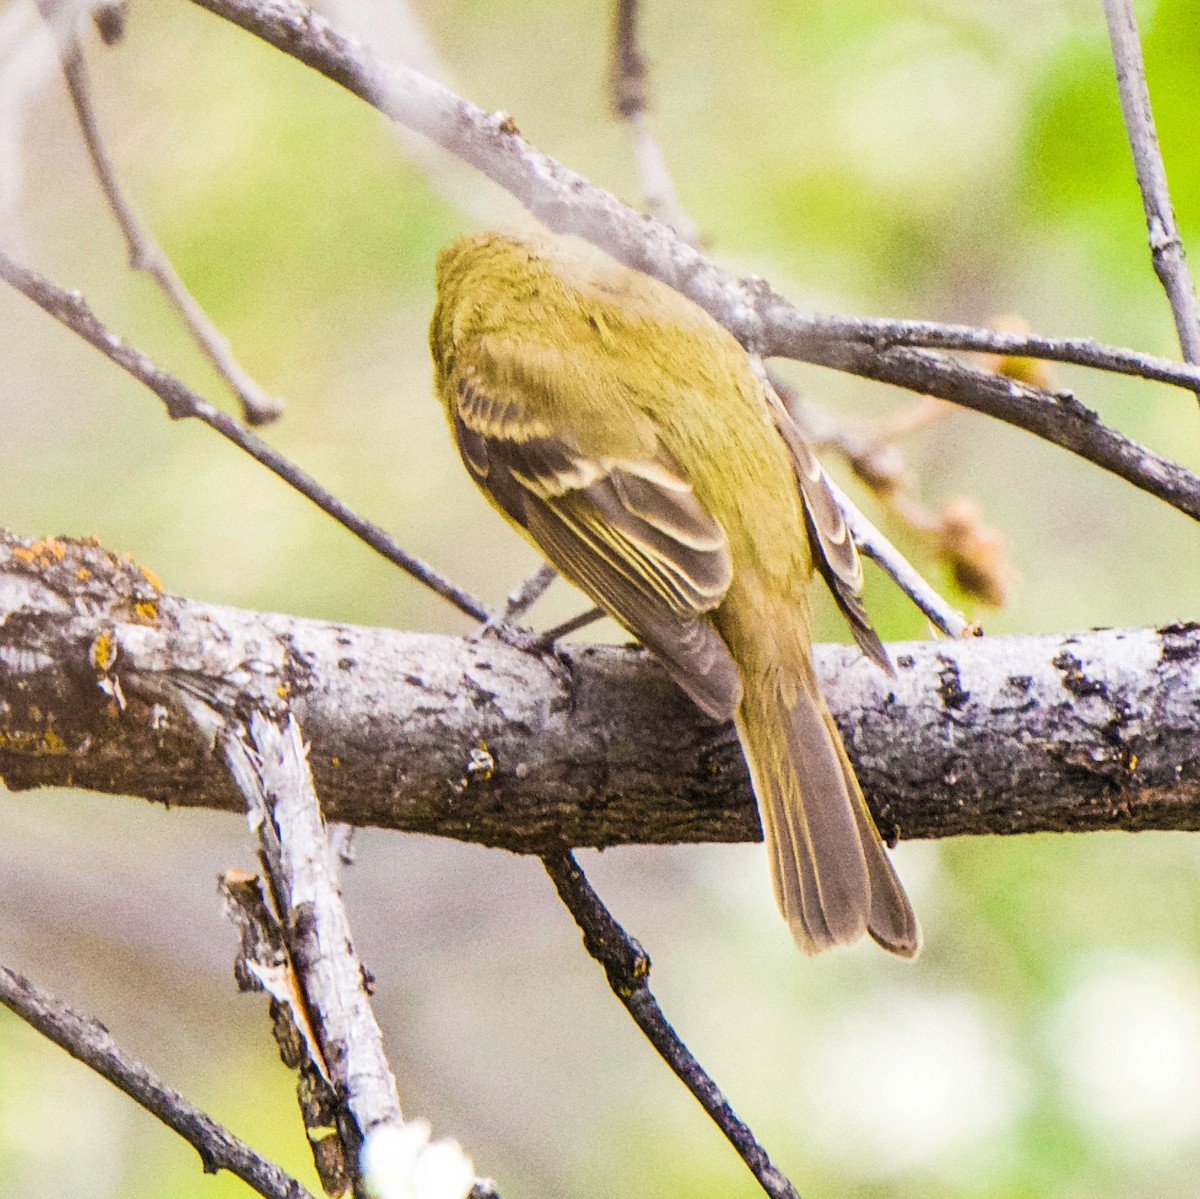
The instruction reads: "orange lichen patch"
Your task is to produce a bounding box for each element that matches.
[75,567,92,580]
[114,549,163,586]
[12,537,67,567]
[134,597,158,622]
[0,726,71,755]
[90,630,118,673]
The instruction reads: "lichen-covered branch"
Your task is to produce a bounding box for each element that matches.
[2,532,1198,846]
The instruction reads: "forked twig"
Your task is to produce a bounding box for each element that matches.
[36,1,284,425]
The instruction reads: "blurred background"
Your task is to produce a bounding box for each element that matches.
[3,0,1200,1195]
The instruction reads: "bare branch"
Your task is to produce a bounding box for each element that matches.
[543,851,800,1199]
[490,563,556,628]
[0,963,315,1199]
[219,707,483,1197]
[0,251,490,622]
[182,0,1200,528]
[538,604,604,645]
[219,710,438,1197]
[796,336,1200,522]
[223,712,404,1141]
[1103,0,1200,386]
[607,0,699,243]
[778,316,1200,392]
[3,532,1199,847]
[607,0,646,121]
[36,1,284,425]
[221,869,357,1196]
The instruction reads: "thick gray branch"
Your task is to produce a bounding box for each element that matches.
[1,533,1198,845]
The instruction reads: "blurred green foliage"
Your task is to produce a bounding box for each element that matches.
[3,1,1200,1197]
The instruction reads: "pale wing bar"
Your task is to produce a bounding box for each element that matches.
[452,373,742,720]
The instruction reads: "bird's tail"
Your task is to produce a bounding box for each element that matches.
[735,673,920,957]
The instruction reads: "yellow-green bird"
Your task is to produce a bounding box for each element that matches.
[430,229,919,957]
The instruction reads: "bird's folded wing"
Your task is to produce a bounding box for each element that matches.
[452,370,742,720]
[766,393,891,674]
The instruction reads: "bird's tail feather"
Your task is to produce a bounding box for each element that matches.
[736,676,920,958]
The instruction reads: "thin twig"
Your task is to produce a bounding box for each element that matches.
[1103,0,1200,391]
[185,0,1200,528]
[608,0,645,121]
[780,316,1200,391]
[37,2,284,425]
[0,251,489,621]
[0,963,315,1199]
[608,0,698,243]
[494,562,557,626]
[542,851,800,1199]
[538,605,604,646]
[824,475,972,637]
